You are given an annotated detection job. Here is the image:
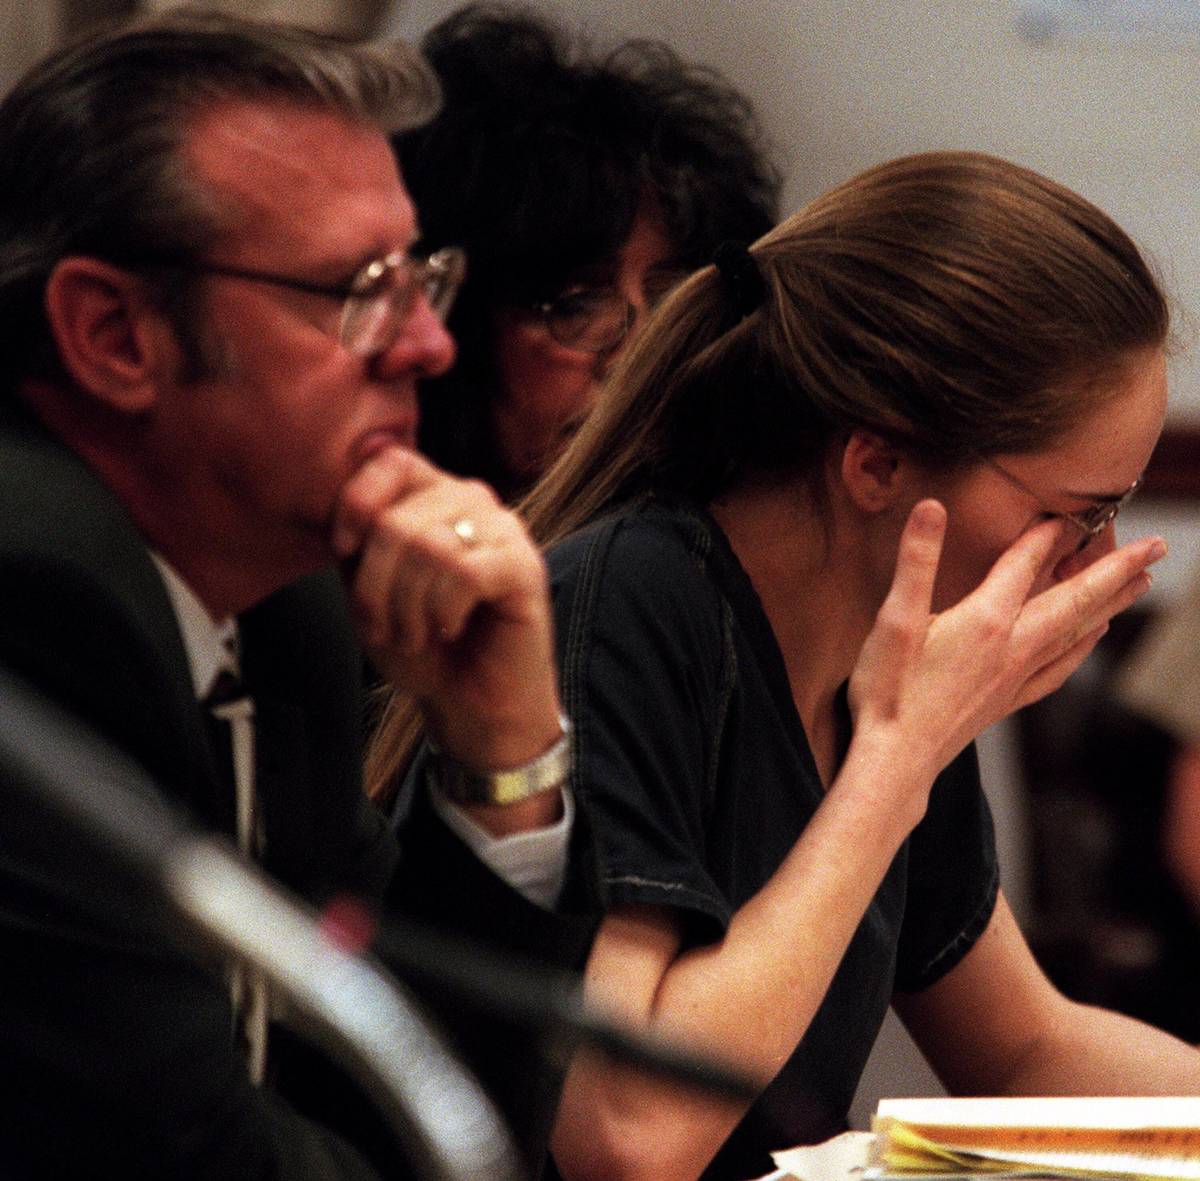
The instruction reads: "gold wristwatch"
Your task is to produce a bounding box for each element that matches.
[432,714,572,806]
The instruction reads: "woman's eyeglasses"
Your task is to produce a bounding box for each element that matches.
[987,458,1142,550]
[530,271,688,354]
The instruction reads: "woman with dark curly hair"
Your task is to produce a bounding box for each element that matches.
[397,3,780,499]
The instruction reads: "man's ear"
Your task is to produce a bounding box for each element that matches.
[839,428,906,513]
[44,257,168,412]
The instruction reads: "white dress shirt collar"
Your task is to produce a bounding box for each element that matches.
[150,554,240,700]
[149,555,568,911]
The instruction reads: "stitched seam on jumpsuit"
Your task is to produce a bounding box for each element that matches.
[604,875,721,911]
[561,517,616,812]
[680,510,736,816]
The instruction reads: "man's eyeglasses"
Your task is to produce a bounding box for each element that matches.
[987,458,1142,550]
[530,271,687,354]
[137,246,466,357]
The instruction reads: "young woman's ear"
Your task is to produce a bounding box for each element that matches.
[839,428,906,512]
[44,258,168,412]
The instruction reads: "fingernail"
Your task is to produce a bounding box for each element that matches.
[1147,539,1167,562]
[910,499,945,531]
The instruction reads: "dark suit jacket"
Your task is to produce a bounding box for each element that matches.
[0,400,590,1179]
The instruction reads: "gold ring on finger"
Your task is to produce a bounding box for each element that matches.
[452,517,479,548]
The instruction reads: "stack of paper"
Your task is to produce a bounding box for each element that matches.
[770,1131,875,1181]
[869,1096,1200,1180]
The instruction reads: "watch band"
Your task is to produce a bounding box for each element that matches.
[431,714,572,806]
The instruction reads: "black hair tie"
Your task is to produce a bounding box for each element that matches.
[714,239,766,320]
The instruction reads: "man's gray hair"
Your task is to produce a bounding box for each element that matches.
[0,8,440,388]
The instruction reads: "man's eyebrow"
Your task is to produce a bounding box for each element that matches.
[319,237,419,280]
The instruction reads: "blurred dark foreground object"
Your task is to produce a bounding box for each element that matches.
[0,663,757,1179]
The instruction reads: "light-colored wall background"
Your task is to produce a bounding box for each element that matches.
[0,5,59,87]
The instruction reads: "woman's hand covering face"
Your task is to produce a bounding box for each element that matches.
[848,499,1164,791]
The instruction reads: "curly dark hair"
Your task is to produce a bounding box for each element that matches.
[396,2,781,494]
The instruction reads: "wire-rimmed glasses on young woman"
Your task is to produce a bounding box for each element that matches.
[987,458,1143,551]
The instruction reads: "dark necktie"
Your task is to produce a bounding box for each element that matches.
[203,667,268,1084]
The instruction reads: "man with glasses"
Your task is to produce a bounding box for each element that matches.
[0,12,581,1178]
